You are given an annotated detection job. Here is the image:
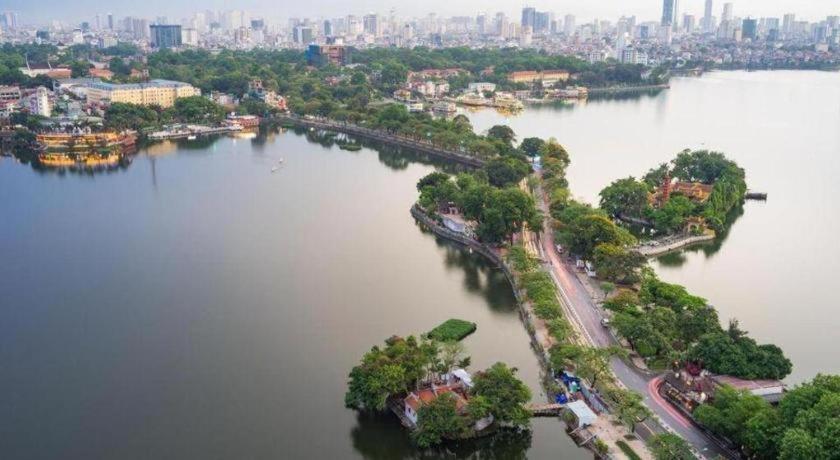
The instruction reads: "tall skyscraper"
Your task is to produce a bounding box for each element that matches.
[703,0,714,32]
[563,14,576,36]
[722,3,734,22]
[534,12,551,33]
[107,12,113,30]
[672,0,680,31]
[661,0,675,27]
[521,7,535,29]
[742,18,757,40]
[363,14,380,36]
[782,13,795,37]
[150,24,182,48]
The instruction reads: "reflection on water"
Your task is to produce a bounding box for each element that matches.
[655,203,746,267]
[351,411,533,460]
[0,127,585,459]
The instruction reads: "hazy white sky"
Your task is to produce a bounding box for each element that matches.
[7,0,838,25]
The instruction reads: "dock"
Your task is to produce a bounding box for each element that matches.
[528,403,566,417]
[745,191,768,200]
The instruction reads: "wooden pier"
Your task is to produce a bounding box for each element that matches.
[528,403,565,417]
[745,191,768,200]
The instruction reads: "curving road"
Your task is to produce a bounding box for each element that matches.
[532,182,732,459]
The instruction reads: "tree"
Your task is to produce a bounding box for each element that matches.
[687,331,792,380]
[472,362,532,427]
[549,343,584,370]
[104,102,161,131]
[168,96,226,124]
[519,137,545,157]
[647,433,695,460]
[561,214,636,259]
[416,171,450,192]
[484,156,530,188]
[603,290,640,313]
[345,336,436,412]
[572,346,626,388]
[487,125,516,147]
[693,386,773,447]
[599,177,651,219]
[650,195,695,234]
[778,428,826,460]
[592,243,646,284]
[413,392,468,447]
[671,149,743,184]
[611,388,652,433]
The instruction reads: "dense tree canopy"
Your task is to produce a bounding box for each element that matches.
[471,363,532,427]
[686,320,792,380]
[693,374,840,460]
[599,176,651,219]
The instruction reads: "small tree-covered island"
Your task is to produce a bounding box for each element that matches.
[599,149,748,238]
[344,331,532,447]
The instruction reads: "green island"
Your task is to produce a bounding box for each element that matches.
[426,319,477,342]
[599,149,748,235]
[344,334,531,447]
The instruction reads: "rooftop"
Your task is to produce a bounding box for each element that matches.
[86,79,195,91]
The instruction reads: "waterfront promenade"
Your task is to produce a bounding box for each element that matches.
[276,115,486,168]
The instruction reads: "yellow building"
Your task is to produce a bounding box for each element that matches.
[507,70,570,84]
[86,79,200,108]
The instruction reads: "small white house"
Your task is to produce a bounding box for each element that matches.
[468,82,497,93]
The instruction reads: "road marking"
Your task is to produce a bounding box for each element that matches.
[648,376,691,429]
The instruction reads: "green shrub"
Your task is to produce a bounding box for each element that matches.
[616,440,642,460]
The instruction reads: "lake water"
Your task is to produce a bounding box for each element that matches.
[0,132,587,458]
[465,70,840,384]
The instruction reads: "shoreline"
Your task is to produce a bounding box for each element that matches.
[586,84,670,95]
[410,205,649,459]
[633,233,716,257]
[276,115,486,168]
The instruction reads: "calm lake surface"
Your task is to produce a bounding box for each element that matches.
[466,70,840,384]
[0,132,587,459]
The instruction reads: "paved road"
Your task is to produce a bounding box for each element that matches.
[532,184,731,459]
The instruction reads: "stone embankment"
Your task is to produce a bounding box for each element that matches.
[633,233,715,257]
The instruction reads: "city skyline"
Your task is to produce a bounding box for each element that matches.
[3,0,837,27]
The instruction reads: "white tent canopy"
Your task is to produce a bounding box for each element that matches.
[566,400,597,428]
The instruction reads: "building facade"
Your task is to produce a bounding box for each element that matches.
[86,80,200,107]
[150,24,182,48]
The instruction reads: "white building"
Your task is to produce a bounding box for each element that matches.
[468,82,496,93]
[29,86,51,117]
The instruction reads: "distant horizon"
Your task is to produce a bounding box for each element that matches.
[4,0,838,28]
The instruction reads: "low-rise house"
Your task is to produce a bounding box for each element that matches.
[710,375,786,403]
[0,85,21,102]
[402,369,493,430]
[508,70,570,84]
[468,82,496,93]
[89,68,114,80]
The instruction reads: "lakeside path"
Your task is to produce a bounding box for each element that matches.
[275,115,486,168]
[531,177,732,460]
